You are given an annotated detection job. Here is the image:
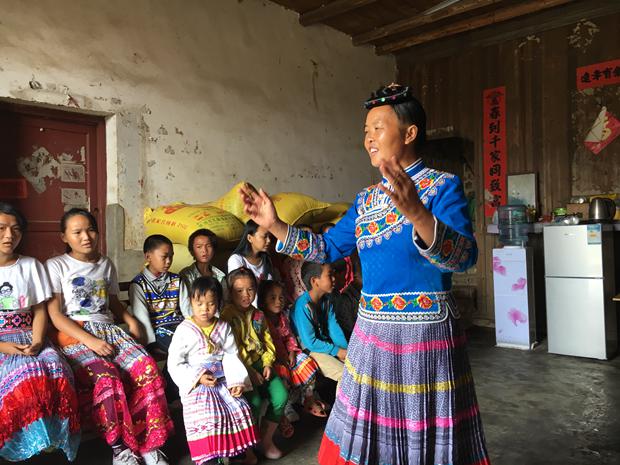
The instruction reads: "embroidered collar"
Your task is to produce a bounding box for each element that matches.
[381,158,425,185]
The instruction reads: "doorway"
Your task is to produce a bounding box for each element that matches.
[0,102,106,262]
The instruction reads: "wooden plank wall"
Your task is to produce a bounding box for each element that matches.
[396,12,620,325]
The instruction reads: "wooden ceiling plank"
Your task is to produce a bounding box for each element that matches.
[353,0,499,46]
[377,0,574,54]
[300,0,379,26]
[397,0,620,63]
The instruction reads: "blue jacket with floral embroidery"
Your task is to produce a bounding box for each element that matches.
[276,159,477,324]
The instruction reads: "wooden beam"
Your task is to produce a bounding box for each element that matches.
[396,0,620,63]
[353,0,500,46]
[377,0,574,55]
[299,0,378,27]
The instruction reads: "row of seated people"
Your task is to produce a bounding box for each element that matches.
[0,203,361,465]
[130,221,362,463]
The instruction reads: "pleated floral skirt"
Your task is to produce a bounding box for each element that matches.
[318,314,490,465]
[58,321,174,454]
[0,325,80,462]
[273,351,319,388]
[181,363,258,464]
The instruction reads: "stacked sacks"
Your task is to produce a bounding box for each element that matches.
[144,203,244,272]
[144,182,351,271]
[207,181,251,224]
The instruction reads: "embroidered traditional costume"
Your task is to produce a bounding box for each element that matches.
[167,318,257,464]
[266,311,319,388]
[130,269,187,348]
[277,159,490,465]
[46,254,174,454]
[221,304,288,424]
[0,256,80,461]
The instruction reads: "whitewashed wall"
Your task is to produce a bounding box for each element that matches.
[0,0,394,275]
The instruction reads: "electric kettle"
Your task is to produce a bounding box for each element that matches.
[589,197,616,222]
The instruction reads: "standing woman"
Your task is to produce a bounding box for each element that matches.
[240,84,490,465]
[0,203,80,462]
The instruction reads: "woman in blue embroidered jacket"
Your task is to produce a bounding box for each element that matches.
[239,84,490,465]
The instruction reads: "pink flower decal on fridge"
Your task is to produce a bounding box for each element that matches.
[492,256,506,276]
[511,278,527,291]
[508,308,527,327]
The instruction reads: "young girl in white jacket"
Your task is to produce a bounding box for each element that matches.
[167,276,258,465]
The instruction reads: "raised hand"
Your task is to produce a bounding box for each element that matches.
[378,157,435,247]
[378,157,424,219]
[238,182,278,230]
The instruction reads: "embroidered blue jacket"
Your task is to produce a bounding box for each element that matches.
[276,159,477,324]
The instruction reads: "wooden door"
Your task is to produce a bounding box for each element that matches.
[0,103,106,262]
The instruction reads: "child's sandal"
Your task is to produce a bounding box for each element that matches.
[279,416,295,438]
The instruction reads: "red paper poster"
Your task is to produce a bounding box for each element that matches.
[576,59,620,91]
[483,86,507,218]
[584,106,620,155]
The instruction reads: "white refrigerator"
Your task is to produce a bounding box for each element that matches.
[543,224,617,359]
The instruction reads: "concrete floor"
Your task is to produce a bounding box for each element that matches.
[9,327,620,465]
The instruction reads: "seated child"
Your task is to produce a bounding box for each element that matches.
[270,224,312,305]
[221,268,288,460]
[258,280,328,422]
[130,234,189,352]
[179,228,227,295]
[168,277,258,465]
[0,202,80,462]
[292,262,348,382]
[46,208,173,465]
[228,221,274,306]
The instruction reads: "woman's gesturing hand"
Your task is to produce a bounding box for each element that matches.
[378,157,435,247]
[239,183,277,230]
[378,158,424,219]
[239,183,290,244]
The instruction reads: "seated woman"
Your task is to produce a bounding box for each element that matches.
[228,221,274,307]
[0,202,80,462]
[46,208,174,465]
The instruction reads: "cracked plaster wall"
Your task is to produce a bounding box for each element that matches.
[0,0,395,277]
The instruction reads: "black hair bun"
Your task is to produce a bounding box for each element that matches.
[364,83,412,109]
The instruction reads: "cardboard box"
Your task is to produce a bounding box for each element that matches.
[566,203,589,219]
